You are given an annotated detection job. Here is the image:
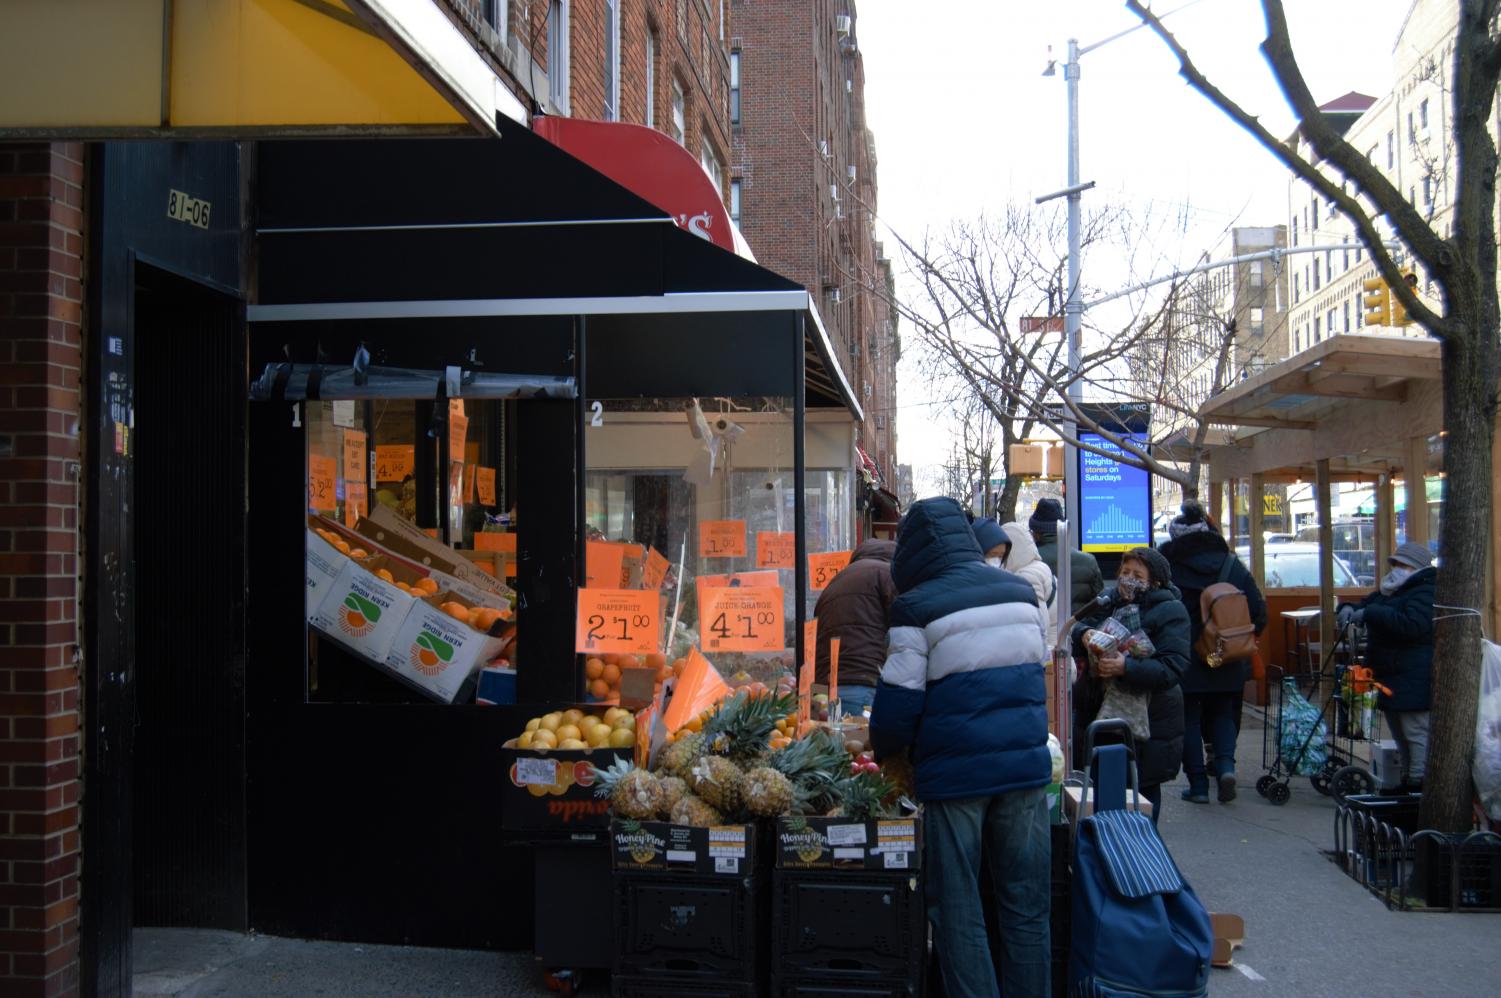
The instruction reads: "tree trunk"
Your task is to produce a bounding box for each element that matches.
[1421,328,1498,833]
[996,475,1025,524]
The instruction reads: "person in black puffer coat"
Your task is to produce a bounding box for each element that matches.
[1071,546,1189,823]
[1338,542,1436,791]
[1159,501,1267,804]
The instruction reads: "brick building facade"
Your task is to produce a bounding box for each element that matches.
[730,0,899,482]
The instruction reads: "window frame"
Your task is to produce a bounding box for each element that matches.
[603,0,620,121]
[645,27,657,126]
[669,77,686,145]
[729,49,741,126]
[546,0,571,113]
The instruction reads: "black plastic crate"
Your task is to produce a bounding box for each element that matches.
[774,975,920,997]
[772,868,924,981]
[611,975,758,998]
[1416,835,1501,910]
[613,871,765,982]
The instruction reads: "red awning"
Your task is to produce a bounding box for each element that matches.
[533,116,748,258]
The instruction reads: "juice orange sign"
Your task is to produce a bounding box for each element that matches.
[342,429,367,482]
[374,445,414,482]
[643,547,670,591]
[809,550,854,591]
[309,454,336,511]
[475,466,497,506]
[699,585,785,653]
[576,589,660,656]
[694,570,779,618]
[755,531,795,569]
[699,519,747,558]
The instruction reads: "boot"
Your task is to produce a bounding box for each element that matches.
[1181,778,1210,804]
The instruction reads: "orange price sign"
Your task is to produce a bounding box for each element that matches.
[587,540,634,589]
[756,531,795,569]
[449,412,468,463]
[663,646,731,733]
[464,463,477,504]
[576,588,660,656]
[643,547,670,591]
[475,531,517,577]
[797,618,817,728]
[829,637,842,704]
[344,482,367,528]
[809,550,854,591]
[699,519,747,558]
[699,585,786,654]
[308,454,336,511]
[476,466,497,506]
[342,429,367,482]
[695,570,779,618]
[374,445,414,482]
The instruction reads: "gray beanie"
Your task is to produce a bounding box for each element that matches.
[1390,542,1433,570]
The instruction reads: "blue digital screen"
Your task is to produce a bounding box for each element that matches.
[1078,432,1152,553]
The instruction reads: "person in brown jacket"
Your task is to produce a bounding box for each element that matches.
[814,538,898,715]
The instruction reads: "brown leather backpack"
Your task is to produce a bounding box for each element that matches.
[1196,555,1258,668]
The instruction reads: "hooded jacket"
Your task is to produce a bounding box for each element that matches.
[1070,584,1190,788]
[1001,521,1058,647]
[813,538,898,688]
[1350,566,1436,711]
[1034,533,1106,615]
[1158,530,1268,694]
[869,498,1052,800]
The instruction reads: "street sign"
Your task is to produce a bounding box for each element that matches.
[1020,315,1064,334]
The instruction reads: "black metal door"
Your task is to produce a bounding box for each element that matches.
[130,263,248,928]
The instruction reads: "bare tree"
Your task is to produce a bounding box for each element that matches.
[1127,0,1500,832]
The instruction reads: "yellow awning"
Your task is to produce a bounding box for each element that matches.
[0,0,525,136]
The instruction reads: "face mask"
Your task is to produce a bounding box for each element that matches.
[1380,566,1413,595]
[985,556,1003,569]
[1116,575,1151,601]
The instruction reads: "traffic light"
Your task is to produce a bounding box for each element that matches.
[1392,271,1418,326]
[1362,276,1390,326]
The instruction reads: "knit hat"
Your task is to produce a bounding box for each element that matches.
[1168,499,1217,540]
[971,517,1008,555]
[1028,498,1063,537]
[1123,546,1173,587]
[1390,542,1433,570]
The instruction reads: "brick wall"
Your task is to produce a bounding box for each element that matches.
[0,142,87,998]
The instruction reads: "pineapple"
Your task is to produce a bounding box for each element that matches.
[742,765,796,817]
[656,731,705,779]
[702,690,799,763]
[590,758,663,820]
[689,754,745,815]
[768,728,852,814]
[657,776,688,818]
[829,770,898,821]
[670,793,723,827]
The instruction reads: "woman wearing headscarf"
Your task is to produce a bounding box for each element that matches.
[1070,547,1190,821]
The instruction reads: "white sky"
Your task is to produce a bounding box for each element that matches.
[857,0,1414,494]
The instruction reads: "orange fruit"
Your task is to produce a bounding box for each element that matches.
[602,663,621,684]
[375,568,395,583]
[584,657,605,680]
[672,658,687,675]
[644,652,667,670]
[350,548,369,560]
[655,665,671,682]
[440,601,469,621]
[588,678,609,698]
[618,655,640,670]
[469,607,502,631]
[414,577,439,594]
[396,582,413,594]
[333,539,352,555]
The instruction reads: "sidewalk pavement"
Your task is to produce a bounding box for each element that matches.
[135,709,1499,997]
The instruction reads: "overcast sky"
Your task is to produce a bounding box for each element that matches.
[857,0,1415,494]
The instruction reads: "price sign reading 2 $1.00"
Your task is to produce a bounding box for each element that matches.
[576,589,659,656]
[699,585,785,653]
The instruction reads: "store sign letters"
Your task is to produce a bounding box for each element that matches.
[576,589,659,656]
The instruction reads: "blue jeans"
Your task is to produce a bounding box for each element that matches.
[838,684,876,716]
[926,788,1050,998]
[1182,692,1239,790]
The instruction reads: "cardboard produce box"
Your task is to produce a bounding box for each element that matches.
[500,741,632,832]
[385,593,507,703]
[1064,785,1154,821]
[311,555,418,663]
[774,814,922,871]
[306,524,346,620]
[358,505,513,597]
[610,819,758,876]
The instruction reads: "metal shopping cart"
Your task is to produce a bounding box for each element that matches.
[1257,622,1388,805]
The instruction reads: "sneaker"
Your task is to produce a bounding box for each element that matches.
[1181,785,1210,804]
[1218,773,1238,803]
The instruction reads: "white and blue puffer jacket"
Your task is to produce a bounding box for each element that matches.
[869,497,1052,801]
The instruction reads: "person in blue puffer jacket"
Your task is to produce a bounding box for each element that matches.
[870,497,1051,998]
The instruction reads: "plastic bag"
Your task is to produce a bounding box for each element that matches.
[1474,640,1501,822]
[1279,679,1329,776]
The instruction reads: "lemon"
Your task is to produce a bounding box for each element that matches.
[602,707,626,725]
[558,738,588,749]
[531,729,558,749]
[525,717,541,732]
[517,731,534,749]
[539,712,563,732]
[607,727,636,748]
[556,724,582,743]
[612,714,637,732]
[586,726,612,748]
[561,708,585,727]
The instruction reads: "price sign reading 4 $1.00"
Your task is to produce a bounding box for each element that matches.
[576,589,660,656]
[699,585,785,653]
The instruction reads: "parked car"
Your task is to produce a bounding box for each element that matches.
[1296,521,1377,586]
[1234,542,1360,589]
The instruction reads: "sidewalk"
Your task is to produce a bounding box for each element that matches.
[1158,708,1498,997]
[134,711,1498,997]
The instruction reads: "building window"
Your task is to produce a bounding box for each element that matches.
[700,135,724,192]
[730,178,741,224]
[677,0,687,40]
[1407,111,1416,143]
[1342,247,1349,271]
[1292,216,1299,246]
[1343,300,1350,332]
[603,0,620,121]
[1311,200,1319,230]
[482,0,507,35]
[670,78,686,144]
[1314,316,1322,342]
[1387,130,1395,169]
[645,28,657,126]
[719,0,725,41]
[1420,97,1430,130]
[1423,174,1433,207]
[1295,327,1302,353]
[1327,198,1336,220]
[1312,259,1320,291]
[1249,259,1264,287]
[730,50,740,125]
[1293,271,1300,302]
[1327,307,1337,336]
[547,0,570,112]
[1250,306,1264,334]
